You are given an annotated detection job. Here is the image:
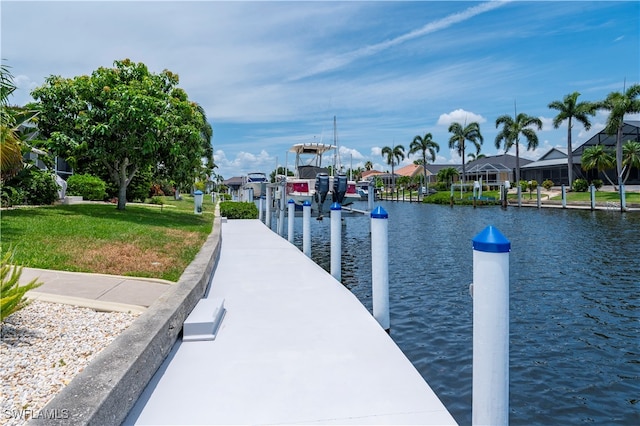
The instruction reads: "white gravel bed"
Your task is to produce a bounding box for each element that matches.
[1,301,140,425]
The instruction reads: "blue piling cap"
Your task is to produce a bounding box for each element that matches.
[288,199,295,204]
[331,202,341,210]
[303,200,311,206]
[472,226,511,253]
[194,190,203,195]
[370,206,388,219]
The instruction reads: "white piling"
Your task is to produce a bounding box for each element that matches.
[287,199,295,243]
[517,185,522,207]
[590,184,596,210]
[561,184,567,209]
[620,184,626,211]
[536,185,541,208]
[258,196,264,222]
[370,206,390,332]
[303,200,311,257]
[368,180,375,211]
[265,186,272,229]
[471,226,510,426]
[330,202,342,281]
[278,182,285,236]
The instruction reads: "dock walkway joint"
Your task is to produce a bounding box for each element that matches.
[126,219,456,425]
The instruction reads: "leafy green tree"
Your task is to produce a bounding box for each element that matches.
[448,122,483,183]
[494,113,542,185]
[381,144,405,190]
[581,144,617,187]
[594,84,640,188]
[622,140,640,183]
[31,59,212,210]
[548,92,596,186]
[409,132,439,193]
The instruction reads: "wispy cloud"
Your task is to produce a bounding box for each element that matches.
[290,1,510,81]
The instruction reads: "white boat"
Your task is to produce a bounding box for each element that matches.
[243,172,267,199]
[285,143,333,215]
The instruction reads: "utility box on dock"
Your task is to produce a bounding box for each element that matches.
[194,190,203,214]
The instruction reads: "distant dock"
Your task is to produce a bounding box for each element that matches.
[126,219,456,425]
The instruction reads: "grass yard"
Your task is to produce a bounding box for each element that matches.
[0,195,216,282]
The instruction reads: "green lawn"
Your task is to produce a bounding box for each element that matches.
[0,195,216,281]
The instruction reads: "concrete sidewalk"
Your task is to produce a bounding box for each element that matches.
[21,267,174,314]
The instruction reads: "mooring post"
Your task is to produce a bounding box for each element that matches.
[590,184,596,210]
[561,184,567,209]
[537,186,541,208]
[330,202,342,281]
[303,200,311,257]
[517,185,522,207]
[471,226,510,426]
[258,196,264,222]
[371,206,390,332]
[265,186,272,229]
[287,199,295,243]
[620,184,626,212]
[277,182,286,236]
[368,181,374,211]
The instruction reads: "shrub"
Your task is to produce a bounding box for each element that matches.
[66,173,108,201]
[1,249,43,322]
[542,179,554,190]
[528,180,538,191]
[220,201,258,219]
[6,168,60,205]
[519,180,528,192]
[591,179,603,190]
[1,186,24,208]
[573,178,589,192]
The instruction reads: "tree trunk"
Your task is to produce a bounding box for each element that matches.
[117,183,127,210]
[567,118,573,186]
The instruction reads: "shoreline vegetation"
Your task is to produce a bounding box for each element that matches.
[378,186,640,207]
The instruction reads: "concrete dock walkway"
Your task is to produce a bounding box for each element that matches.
[125,219,456,425]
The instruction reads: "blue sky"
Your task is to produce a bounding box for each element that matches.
[2,0,639,179]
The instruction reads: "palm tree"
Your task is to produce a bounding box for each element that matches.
[581,144,616,187]
[494,112,543,185]
[436,167,459,189]
[364,160,373,171]
[595,84,640,187]
[448,122,483,183]
[622,140,640,184]
[409,132,440,193]
[467,152,486,161]
[1,63,39,181]
[381,144,405,191]
[548,92,596,186]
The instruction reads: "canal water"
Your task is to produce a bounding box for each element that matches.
[277,201,639,425]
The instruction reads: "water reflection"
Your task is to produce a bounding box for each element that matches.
[280,202,639,425]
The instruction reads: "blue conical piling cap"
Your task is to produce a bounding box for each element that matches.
[331,202,341,210]
[303,200,311,206]
[194,190,203,195]
[472,226,511,253]
[370,206,388,219]
[288,199,295,204]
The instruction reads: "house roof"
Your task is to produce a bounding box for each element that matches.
[395,163,424,177]
[361,170,385,180]
[573,120,640,155]
[464,153,531,172]
[224,176,244,187]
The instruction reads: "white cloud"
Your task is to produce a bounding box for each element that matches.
[437,109,487,126]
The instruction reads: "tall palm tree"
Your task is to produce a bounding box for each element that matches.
[364,160,373,171]
[595,84,640,187]
[448,122,483,183]
[622,140,640,184]
[548,92,596,186]
[381,144,405,191]
[494,112,543,184]
[409,132,440,193]
[467,152,486,161]
[581,144,617,187]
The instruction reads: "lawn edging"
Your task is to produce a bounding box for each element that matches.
[31,213,223,426]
